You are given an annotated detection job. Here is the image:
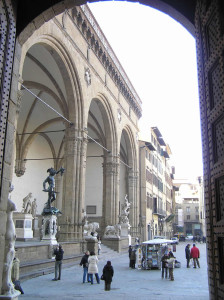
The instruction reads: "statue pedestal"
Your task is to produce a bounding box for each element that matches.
[13,212,33,241]
[120,222,130,237]
[41,214,58,245]
[0,290,21,300]
[33,216,40,239]
[85,238,98,254]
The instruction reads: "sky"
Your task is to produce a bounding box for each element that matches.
[88,1,203,181]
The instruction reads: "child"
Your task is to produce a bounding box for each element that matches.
[102,261,114,291]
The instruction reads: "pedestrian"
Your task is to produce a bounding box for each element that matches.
[161,252,169,279]
[102,260,114,291]
[52,244,64,281]
[185,244,191,268]
[190,243,200,268]
[98,238,102,255]
[88,251,100,284]
[80,250,90,283]
[128,245,132,267]
[167,252,176,281]
[130,249,136,269]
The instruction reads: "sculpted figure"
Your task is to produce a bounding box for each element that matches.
[2,183,17,296]
[22,192,32,214]
[104,224,121,237]
[83,222,99,238]
[43,167,65,209]
[31,198,37,217]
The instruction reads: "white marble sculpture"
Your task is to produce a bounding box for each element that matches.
[1,183,19,296]
[104,224,121,238]
[83,222,99,240]
[31,198,37,217]
[119,194,131,224]
[21,192,32,214]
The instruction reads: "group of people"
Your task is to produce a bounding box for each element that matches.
[79,250,114,291]
[185,243,200,268]
[161,251,176,281]
[51,244,114,291]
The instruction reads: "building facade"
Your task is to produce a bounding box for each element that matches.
[174,179,205,238]
[139,127,175,242]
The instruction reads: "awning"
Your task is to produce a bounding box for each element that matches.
[165,214,175,222]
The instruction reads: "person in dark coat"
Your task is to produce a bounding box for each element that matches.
[102,261,114,291]
[161,253,169,279]
[52,244,64,281]
[128,245,132,267]
[130,249,136,269]
[80,251,90,283]
[185,244,191,268]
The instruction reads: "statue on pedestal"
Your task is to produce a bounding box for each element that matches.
[42,167,65,215]
[41,167,65,244]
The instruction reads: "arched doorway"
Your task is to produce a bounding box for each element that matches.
[85,95,117,236]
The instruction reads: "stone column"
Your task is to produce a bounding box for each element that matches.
[102,154,119,226]
[128,169,139,237]
[59,125,86,241]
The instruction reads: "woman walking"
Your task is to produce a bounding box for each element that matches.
[88,251,100,284]
[102,261,114,291]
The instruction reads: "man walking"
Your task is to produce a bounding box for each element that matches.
[52,244,64,281]
[185,244,191,268]
[190,243,200,268]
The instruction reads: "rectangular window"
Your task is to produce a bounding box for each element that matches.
[86,205,96,214]
[187,215,190,220]
[186,207,190,213]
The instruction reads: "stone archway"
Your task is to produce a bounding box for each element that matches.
[85,95,118,235]
[119,126,138,237]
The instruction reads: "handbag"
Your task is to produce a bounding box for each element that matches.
[100,274,105,280]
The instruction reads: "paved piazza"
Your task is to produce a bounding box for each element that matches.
[20,242,209,300]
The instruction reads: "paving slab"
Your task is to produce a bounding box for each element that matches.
[19,242,209,300]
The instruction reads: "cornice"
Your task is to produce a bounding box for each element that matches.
[68,5,142,118]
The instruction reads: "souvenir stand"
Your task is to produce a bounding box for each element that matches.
[141,238,174,270]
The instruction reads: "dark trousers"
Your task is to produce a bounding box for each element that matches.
[130,260,136,269]
[162,267,168,278]
[186,258,190,268]
[105,282,111,291]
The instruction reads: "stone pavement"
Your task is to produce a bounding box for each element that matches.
[19,242,209,300]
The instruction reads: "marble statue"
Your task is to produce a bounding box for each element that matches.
[1,183,17,296]
[119,194,131,224]
[31,198,37,217]
[22,192,32,214]
[83,222,99,239]
[104,224,121,238]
